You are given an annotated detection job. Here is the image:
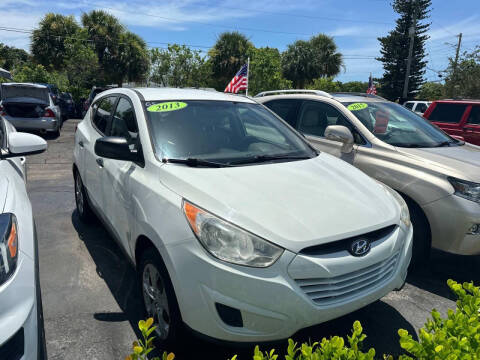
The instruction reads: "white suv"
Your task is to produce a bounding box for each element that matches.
[73,88,412,344]
[0,116,47,358]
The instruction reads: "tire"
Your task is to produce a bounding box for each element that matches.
[74,171,94,222]
[138,247,182,349]
[407,200,431,268]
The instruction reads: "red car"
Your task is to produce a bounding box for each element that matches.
[423,100,480,145]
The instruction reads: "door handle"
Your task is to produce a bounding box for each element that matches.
[96,158,104,167]
[78,141,84,147]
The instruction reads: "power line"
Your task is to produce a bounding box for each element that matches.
[79,2,313,37]
[184,2,393,25]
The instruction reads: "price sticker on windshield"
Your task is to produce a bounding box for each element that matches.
[347,103,368,111]
[147,102,188,112]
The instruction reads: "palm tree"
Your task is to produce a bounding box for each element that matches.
[282,34,344,88]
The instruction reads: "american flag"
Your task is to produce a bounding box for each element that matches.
[224,64,248,94]
[367,73,377,95]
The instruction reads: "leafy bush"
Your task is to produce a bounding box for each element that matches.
[125,318,174,360]
[397,279,480,359]
[127,280,480,360]
[229,321,375,360]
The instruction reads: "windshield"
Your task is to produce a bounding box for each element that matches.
[342,101,458,148]
[1,85,49,103]
[144,100,316,165]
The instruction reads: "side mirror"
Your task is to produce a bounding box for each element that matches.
[3,132,47,158]
[325,125,354,153]
[94,137,139,162]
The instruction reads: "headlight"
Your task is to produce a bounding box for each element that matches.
[0,214,18,285]
[183,201,284,267]
[379,184,411,227]
[448,177,480,204]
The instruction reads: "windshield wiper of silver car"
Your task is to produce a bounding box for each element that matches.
[229,154,312,165]
[162,158,232,168]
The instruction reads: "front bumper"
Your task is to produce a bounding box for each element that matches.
[166,225,412,342]
[423,194,480,255]
[0,253,38,359]
[4,115,59,132]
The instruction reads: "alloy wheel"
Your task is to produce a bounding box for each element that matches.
[142,264,170,340]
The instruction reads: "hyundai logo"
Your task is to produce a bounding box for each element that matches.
[349,238,371,257]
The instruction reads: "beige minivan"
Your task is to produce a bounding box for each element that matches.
[256,90,480,262]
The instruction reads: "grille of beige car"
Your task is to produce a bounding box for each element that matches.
[294,252,399,306]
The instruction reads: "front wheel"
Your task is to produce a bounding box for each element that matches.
[408,201,431,268]
[139,248,182,348]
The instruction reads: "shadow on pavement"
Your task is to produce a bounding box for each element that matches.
[71,208,417,359]
[71,210,145,343]
[407,249,480,301]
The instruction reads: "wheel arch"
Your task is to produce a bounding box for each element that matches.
[396,190,432,243]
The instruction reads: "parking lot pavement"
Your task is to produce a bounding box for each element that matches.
[27,119,480,359]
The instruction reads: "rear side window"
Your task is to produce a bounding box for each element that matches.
[404,102,414,110]
[428,103,467,123]
[415,103,428,113]
[92,96,117,134]
[467,106,480,125]
[263,99,302,127]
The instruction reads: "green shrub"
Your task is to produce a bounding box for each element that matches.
[397,279,480,359]
[127,280,480,360]
[125,317,174,360]
[229,321,375,360]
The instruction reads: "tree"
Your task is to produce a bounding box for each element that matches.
[81,10,124,85]
[81,11,149,86]
[0,43,29,71]
[340,81,369,93]
[416,81,444,100]
[282,34,343,88]
[444,46,480,99]
[307,77,341,92]
[281,40,315,89]
[208,32,254,90]
[150,44,209,88]
[12,63,51,83]
[31,13,80,70]
[116,31,150,86]
[248,47,291,96]
[63,29,101,100]
[377,0,431,101]
[310,34,344,78]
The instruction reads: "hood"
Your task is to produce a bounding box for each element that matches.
[397,143,480,182]
[158,153,400,253]
[0,176,8,213]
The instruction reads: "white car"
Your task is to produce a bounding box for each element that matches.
[73,88,413,344]
[0,116,47,358]
[403,101,431,115]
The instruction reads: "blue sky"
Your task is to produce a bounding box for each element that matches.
[1,0,479,82]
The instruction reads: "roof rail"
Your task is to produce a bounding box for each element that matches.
[254,89,333,98]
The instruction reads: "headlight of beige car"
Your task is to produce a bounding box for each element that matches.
[183,200,284,267]
[448,177,480,204]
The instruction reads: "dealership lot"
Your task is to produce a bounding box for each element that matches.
[28,119,480,359]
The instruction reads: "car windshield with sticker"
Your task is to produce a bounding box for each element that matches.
[342,101,457,148]
[144,100,316,163]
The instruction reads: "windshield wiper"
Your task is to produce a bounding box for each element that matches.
[229,154,312,165]
[162,158,231,168]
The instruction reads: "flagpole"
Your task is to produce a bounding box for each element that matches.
[246,57,250,97]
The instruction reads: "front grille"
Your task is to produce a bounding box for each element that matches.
[295,253,399,306]
[300,225,397,256]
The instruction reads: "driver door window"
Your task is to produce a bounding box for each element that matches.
[298,101,363,144]
[108,97,139,150]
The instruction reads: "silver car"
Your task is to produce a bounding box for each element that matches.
[256,90,480,262]
[0,83,62,135]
